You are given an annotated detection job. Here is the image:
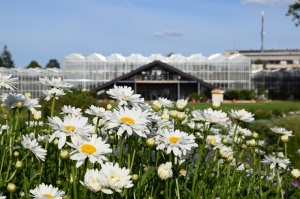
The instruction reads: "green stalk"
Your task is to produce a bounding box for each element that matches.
[71,166,78,199]
[118,134,126,166]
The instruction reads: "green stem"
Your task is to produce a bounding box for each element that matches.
[71,166,78,199]
[118,134,126,166]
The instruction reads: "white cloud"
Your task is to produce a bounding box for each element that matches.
[153,30,183,38]
[241,0,297,6]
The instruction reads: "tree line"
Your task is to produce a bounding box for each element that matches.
[0,45,60,69]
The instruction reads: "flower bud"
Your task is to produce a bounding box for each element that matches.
[161,114,169,120]
[212,101,220,109]
[53,139,59,146]
[151,100,162,112]
[291,169,300,178]
[169,110,177,119]
[249,139,256,147]
[241,144,247,149]
[17,136,22,142]
[244,163,251,170]
[252,132,259,139]
[15,160,23,169]
[60,150,69,159]
[33,111,42,121]
[81,88,87,93]
[7,183,17,192]
[25,92,31,98]
[146,138,156,148]
[56,180,62,185]
[106,104,112,110]
[177,112,186,122]
[131,174,139,181]
[13,151,20,157]
[281,135,289,143]
[16,102,23,108]
[2,114,8,120]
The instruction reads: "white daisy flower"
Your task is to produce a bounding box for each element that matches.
[0,73,19,90]
[176,99,188,110]
[219,145,234,160]
[99,162,133,193]
[29,183,65,199]
[158,97,173,108]
[21,135,47,162]
[270,126,293,136]
[106,106,150,138]
[106,85,144,108]
[48,116,93,149]
[61,105,82,117]
[261,155,290,169]
[80,168,113,194]
[228,109,255,123]
[0,192,6,199]
[193,108,229,126]
[42,88,66,101]
[157,162,173,180]
[0,125,9,135]
[155,129,198,157]
[68,134,112,167]
[39,76,73,90]
[3,93,41,112]
[85,105,106,118]
[206,135,223,149]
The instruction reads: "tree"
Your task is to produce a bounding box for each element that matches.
[287,0,300,26]
[45,59,60,68]
[1,45,15,68]
[26,60,41,68]
[0,57,3,67]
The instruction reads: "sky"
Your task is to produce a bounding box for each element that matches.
[0,0,299,67]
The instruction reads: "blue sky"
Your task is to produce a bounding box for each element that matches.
[0,0,299,67]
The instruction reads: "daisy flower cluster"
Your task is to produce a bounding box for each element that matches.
[1,76,300,199]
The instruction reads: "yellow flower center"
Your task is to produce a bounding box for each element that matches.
[209,137,216,145]
[65,125,75,132]
[43,194,53,198]
[169,136,180,143]
[121,117,135,124]
[81,144,96,154]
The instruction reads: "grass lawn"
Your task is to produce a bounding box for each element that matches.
[186,100,300,119]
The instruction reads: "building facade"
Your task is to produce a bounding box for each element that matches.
[62,53,251,93]
[0,67,62,98]
[225,49,300,70]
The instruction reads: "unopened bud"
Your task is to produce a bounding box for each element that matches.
[16,102,23,108]
[281,135,289,143]
[53,139,59,146]
[249,139,256,147]
[106,104,112,110]
[25,92,31,98]
[252,132,259,139]
[146,138,156,148]
[60,150,69,159]
[131,174,139,181]
[15,160,23,169]
[81,88,87,93]
[13,151,20,157]
[7,183,17,192]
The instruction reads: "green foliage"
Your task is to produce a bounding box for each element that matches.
[226,90,240,100]
[286,0,300,26]
[0,45,15,68]
[39,88,101,118]
[26,60,41,68]
[45,59,60,68]
[189,92,199,100]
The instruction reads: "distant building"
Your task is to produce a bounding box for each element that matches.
[0,67,62,98]
[225,49,300,70]
[62,53,251,98]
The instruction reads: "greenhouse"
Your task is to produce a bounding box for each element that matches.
[62,53,251,92]
[252,69,300,100]
[0,67,62,98]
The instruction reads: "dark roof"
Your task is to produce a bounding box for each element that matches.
[93,60,216,92]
